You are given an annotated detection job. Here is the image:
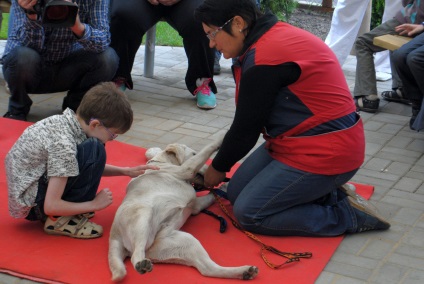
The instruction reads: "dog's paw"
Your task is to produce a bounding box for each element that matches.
[242,266,259,280]
[145,147,162,161]
[135,259,153,274]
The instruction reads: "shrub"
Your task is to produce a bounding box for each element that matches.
[371,0,385,29]
[261,0,298,21]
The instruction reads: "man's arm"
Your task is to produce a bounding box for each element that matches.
[74,0,111,52]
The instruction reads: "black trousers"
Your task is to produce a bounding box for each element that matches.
[109,0,217,94]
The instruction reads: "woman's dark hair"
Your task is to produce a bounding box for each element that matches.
[194,0,263,36]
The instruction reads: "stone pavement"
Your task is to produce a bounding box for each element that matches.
[0,40,423,284]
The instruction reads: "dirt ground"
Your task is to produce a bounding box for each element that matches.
[288,6,333,41]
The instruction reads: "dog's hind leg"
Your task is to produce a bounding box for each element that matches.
[129,209,155,275]
[191,193,215,215]
[108,237,128,281]
[147,230,258,280]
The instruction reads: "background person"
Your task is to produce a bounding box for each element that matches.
[353,0,424,113]
[391,23,424,130]
[1,0,118,121]
[109,0,217,109]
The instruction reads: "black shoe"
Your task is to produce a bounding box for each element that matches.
[355,96,380,113]
[410,101,421,130]
[3,111,27,121]
[347,196,390,233]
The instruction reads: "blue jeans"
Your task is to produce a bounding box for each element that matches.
[26,138,106,221]
[2,46,119,115]
[392,32,424,130]
[227,143,358,236]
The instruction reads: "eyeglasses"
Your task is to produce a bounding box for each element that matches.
[90,118,118,140]
[206,17,235,40]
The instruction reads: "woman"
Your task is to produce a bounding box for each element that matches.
[194,0,390,236]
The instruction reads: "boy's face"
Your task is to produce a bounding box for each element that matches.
[86,119,120,143]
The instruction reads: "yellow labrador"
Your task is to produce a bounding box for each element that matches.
[108,137,258,281]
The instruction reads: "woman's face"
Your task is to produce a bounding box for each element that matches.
[202,16,246,60]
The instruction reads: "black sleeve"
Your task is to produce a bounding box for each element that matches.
[212,62,301,172]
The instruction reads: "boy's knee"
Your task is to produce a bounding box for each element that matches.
[78,138,106,164]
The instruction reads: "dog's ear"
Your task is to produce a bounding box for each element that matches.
[145,147,162,161]
[165,144,186,165]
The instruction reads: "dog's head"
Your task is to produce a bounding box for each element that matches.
[145,144,196,166]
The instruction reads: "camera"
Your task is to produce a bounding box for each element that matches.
[33,0,78,28]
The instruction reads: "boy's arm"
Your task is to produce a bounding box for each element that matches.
[103,164,159,177]
[43,176,112,216]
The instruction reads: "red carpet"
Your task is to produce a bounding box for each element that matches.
[0,118,373,284]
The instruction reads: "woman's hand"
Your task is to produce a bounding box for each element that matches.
[204,165,226,188]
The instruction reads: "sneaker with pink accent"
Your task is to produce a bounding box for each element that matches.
[194,78,216,109]
[113,77,128,92]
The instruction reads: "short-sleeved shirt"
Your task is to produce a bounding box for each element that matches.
[5,108,87,218]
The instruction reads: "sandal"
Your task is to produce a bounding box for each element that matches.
[44,215,103,239]
[381,89,410,104]
[78,212,95,219]
[355,96,379,113]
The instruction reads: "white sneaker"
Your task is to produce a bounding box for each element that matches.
[376,72,391,82]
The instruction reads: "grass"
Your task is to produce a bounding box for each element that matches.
[0,13,183,46]
[0,13,9,39]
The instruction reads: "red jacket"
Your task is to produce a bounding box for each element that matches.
[233,21,365,175]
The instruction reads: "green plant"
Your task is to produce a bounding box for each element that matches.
[0,13,9,40]
[371,0,385,30]
[146,22,183,47]
[261,0,298,21]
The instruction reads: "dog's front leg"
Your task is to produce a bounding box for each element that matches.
[180,135,224,180]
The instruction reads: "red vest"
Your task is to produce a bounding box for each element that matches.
[234,22,365,175]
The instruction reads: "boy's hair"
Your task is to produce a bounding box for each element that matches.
[77,82,133,133]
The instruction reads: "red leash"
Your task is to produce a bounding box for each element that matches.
[211,191,312,269]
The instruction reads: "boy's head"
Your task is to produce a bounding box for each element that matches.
[77,82,133,137]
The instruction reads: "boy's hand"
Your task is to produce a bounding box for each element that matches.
[93,188,113,210]
[126,165,160,178]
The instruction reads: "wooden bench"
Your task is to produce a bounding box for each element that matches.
[373,34,412,51]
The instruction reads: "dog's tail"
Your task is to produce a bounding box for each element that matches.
[108,237,127,281]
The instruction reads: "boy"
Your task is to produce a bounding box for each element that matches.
[5,82,159,239]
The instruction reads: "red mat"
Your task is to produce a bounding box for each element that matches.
[0,117,373,284]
